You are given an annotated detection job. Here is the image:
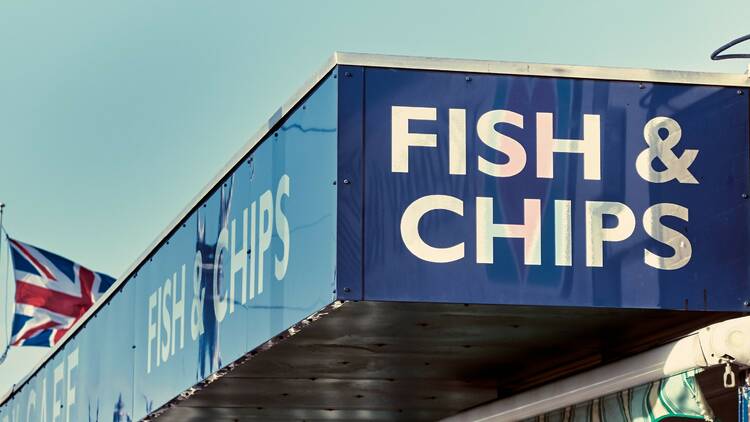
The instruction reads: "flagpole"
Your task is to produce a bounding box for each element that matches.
[0,203,8,364]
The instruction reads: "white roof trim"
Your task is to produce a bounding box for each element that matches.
[336,52,750,87]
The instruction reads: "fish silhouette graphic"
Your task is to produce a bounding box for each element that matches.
[196,177,233,380]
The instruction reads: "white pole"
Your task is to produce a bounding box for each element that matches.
[0,202,8,365]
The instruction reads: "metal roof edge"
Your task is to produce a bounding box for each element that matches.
[335,52,750,87]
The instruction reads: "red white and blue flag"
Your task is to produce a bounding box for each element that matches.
[8,238,115,347]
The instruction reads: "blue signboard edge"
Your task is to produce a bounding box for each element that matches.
[355,66,750,311]
[336,65,365,301]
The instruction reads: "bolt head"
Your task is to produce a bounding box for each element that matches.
[738,89,744,95]
[743,193,748,199]
[343,179,350,184]
[744,300,750,307]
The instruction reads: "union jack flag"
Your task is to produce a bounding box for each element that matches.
[8,238,115,347]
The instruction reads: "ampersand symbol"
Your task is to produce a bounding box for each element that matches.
[635,117,699,184]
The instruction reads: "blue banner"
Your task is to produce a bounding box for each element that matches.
[361,68,750,310]
[0,71,338,422]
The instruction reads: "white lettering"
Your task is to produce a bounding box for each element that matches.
[449,108,466,175]
[275,175,291,280]
[477,110,526,177]
[248,202,257,300]
[52,362,63,422]
[400,195,464,263]
[65,348,77,422]
[586,201,636,267]
[156,286,161,366]
[39,379,47,422]
[643,203,691,270]
[391,106,437,173]
[212,227,229,323]
[230,209,248,313]
[26,389,36,422]
[636,117,698,184]
[555,200,572,266]
[160,277,171,364]
[537,113,601,180]
[476,198,541,265]
[190,251,204,341]
[147,291,158,373]
[172,265,186,354]
[258,190,273,295]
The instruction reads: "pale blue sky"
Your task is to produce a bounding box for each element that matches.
[1,0,749,397]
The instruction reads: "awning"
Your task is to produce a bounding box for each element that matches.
[524,369,712,422]
[443,316,750,422]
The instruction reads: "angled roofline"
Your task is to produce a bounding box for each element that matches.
[2,52,748,406]
[336,51,750,87]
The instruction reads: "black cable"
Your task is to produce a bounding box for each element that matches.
[711,34,750,60]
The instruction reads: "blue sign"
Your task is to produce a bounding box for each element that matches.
[130,72,337,418]
[358,67,750,310]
